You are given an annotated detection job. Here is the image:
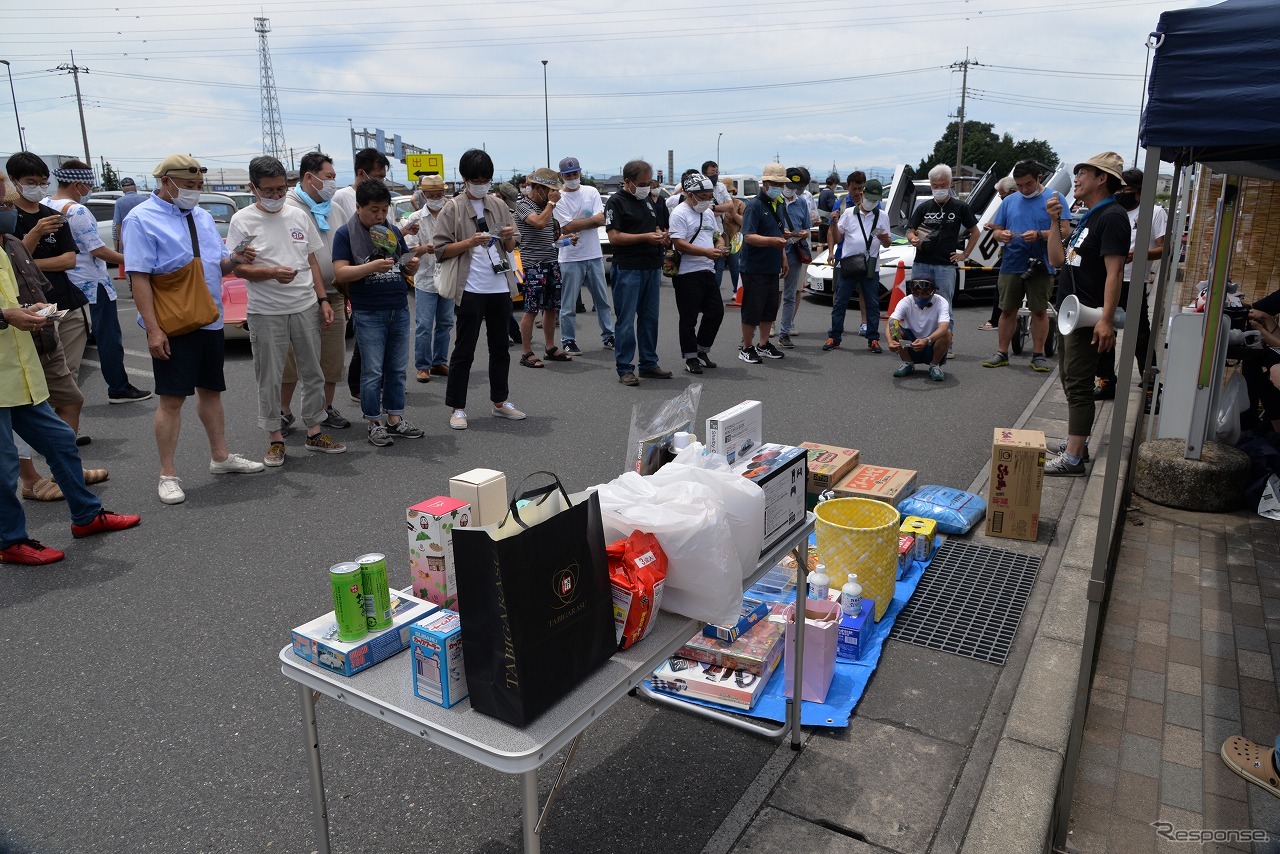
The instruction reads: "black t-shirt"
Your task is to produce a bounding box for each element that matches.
[1059,200,1131,310]
[13,205,83,306]
[605,192,662,270]
[907,197,978,265]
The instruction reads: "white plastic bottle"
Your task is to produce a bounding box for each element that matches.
[807,563,830,601]
[841,573,863,617]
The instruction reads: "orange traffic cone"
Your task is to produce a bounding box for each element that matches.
[726,283,743,308]
[886,260,906,314]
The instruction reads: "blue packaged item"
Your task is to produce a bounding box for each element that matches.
[896,485,986,535]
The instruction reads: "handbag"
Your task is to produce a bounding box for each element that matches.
[662,212,705,278]
[150,213,220,336]
[452,472,617,727]
[782,598,841,703]
[837,208,878,280]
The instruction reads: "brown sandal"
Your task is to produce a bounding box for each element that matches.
[82,468,109,485]
[544,346,572,362]
[21,477,64,502]
[1221,736,1280,797]
[520,352,544,368]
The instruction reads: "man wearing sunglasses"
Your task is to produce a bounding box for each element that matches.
[887,275,952,382]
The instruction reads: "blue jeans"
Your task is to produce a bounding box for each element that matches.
[612,267,661,375]
[353,307,410,421]
[559,259,615,345]
[726,250,741,291]
[829,270,881,344]
[1,401,101,548]
[89,283,130,394]
[779,246,805,335]
[414,290,455,370]
[713,255,726,292]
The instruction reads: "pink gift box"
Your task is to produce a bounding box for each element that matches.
[782,598,841,703]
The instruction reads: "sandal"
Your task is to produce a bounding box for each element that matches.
[544,346,572,362]
[520,352,544,369]
[82,468,109,485]
[978,322,996,330]
[21,477,64,502]
[1221,736,1280,797]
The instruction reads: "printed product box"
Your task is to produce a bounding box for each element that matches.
[706,400,763,465]
[407,497,472,609]
[832,464,919,504]
[677,604,787,676]
[901,516,937,561]
[702,597,769,643]
[897,535,915,580]
[799,442,861,494]
[836,598,874,662]
[732,444,808,553]
[449,468,507,527]
[985,429,1046,542]
[650,652,779,711]
[612,576,665,649]
[291,588,437,678]
[409,609,469,708]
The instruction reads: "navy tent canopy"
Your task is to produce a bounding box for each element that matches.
[1139,0,1280,179]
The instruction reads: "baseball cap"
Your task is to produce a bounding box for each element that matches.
[121,177,137,188]
[495,182,518,203]
[529,168,561,187]
[785,167,805,185]
[558,156,581,175]
[681,172,714,194]
[153,154,207,180]
[864,179,886,201]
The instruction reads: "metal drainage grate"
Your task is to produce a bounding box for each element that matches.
[889,541,1041,665]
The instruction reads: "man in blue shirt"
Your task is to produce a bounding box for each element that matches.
[778,166,814,349]
[112,178,149,250]
[738,163,797,364]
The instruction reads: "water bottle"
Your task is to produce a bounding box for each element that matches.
[556,236,574,247]
[807,563,830,601]
[841,573,863,617]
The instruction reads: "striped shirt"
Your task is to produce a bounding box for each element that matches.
[515,197,558,265]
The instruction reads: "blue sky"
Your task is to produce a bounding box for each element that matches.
[1,0,1210,186]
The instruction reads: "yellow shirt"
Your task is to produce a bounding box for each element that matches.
[0,249,49,407]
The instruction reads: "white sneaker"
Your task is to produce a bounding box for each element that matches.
[158,475,185,505]
[209,453,266,474]
[492,402,527,420]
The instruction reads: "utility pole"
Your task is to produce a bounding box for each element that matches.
[950,49,978,180]
[57,52,92,167]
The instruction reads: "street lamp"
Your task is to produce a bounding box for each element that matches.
[716,132,723,166]
[541,60,550,169]
[0,60,24,151]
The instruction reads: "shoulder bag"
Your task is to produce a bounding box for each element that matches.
[149,213,220,336]
[839,208,879,280]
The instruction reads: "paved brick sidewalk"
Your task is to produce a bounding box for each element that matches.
[1067,499,1280,853]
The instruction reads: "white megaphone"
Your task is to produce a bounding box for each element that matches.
[1058,294,1126,335]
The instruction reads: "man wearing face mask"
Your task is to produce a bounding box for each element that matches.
[281,151,351,432]
[605,159,671,386]
[887,275,952,381]
[553,156,614,355]
[701,160,735,289]
[331,148,392,229]
[1092,168,1163,401]
[778,166,814,349]
[985,160,1071,372]
[824,175,892,353]
[669,172,727,374]
[907,164,980,356]
[227,156,343,467]
[514,168,570,368]
[124,154,266,505]
[738,163,800,363]
[401,174,452,383]
[48,160,151,404]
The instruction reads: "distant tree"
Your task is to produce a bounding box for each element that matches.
[916,120,1059,180]
[580,176,598,188]
[101,161,121,191]
[510,171,526,188]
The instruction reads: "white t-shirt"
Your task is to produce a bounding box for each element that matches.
[669,204,717,275]
[226,204,324,315]
[890,294,952,337]
[837,205,889,260]
[402,208,441,293]
[552,186,604,262]
[465,198,510,294]
[1124,205,1167,283]
[330,184,395,231]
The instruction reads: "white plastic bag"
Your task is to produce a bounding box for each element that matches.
[651,457,765,578]
[593,472,741,625]
[1214,372,1249,448]
[1259,475,1280,521]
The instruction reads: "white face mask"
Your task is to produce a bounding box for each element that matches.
[19,183,50,202]
[932,188,950,202]
[782,187,797,200]
[466,181,491,199]
[1020,185,1044,199]
[860,198,878,212]
[694,200,713,214]
[562,178,581,191]
[424,197,446,212]
[631,184,650,201]
[520,186,532,197]
[650,187,661,198]
[257,196,285,213]
[174,186,202,210]
[316,179,337,201]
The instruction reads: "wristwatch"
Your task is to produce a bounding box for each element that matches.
[0,310,9,331]
[317,296,331,303]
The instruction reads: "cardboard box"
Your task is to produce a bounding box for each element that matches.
[732,443,808,553]
[449,469,507,527]
[612,575,665,649]
[800,442,861,494]
[901,516,937,561]
[291,588,437,677]
[706,400,763,465]
[985,429,1046,542]
[897,535,915,580]
[409,610,468,708]
[702,597,769,643]
[837,598,874,662]
[650,652,779,711]
[832,464,919,504]
[676,604,787,676]
[407,497,472,609]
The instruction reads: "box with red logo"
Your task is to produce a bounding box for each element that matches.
[676,603,787,675]
[985,428,1046,542]
[732,444,808,553]
[407,497,472,609]
[799,442,861,494]
[832,464,918,504]
[291,588,438,678]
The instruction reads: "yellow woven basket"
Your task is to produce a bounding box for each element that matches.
[814,497,901,621]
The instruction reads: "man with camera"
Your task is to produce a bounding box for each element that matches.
[984,160,1072,372]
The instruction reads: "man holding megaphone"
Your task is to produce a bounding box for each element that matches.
[1044,152,1131,477]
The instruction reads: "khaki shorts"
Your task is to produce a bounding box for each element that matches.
[41,346,85,410]
[998,271,1054,313]
[283,299,347,384]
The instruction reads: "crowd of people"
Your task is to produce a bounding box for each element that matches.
[0,143,1182,563]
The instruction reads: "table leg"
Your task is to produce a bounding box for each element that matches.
[520,769,541,854]
[789,542,807,751]
[299,685,332,854]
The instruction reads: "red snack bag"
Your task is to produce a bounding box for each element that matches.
[607,531,668,650]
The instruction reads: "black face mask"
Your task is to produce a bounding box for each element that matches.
[1116,192,1139,211]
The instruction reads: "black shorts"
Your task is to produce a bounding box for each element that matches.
[153,328,226,397]
[740,273,781,326]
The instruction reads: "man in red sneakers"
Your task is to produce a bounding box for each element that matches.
[0,223,140,565]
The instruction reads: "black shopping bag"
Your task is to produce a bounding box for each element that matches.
[453,472,617,727]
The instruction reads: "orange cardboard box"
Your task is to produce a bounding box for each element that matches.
[800,442,861,494]
[985,428,1045,542]
[832,464,918,504]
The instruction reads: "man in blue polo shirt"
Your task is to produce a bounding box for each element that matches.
[738,162,796,364]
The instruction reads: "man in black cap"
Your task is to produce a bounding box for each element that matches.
[113,177,148,253]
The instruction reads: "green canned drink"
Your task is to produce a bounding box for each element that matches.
[329,562,368,642]
[356,553,393,631]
